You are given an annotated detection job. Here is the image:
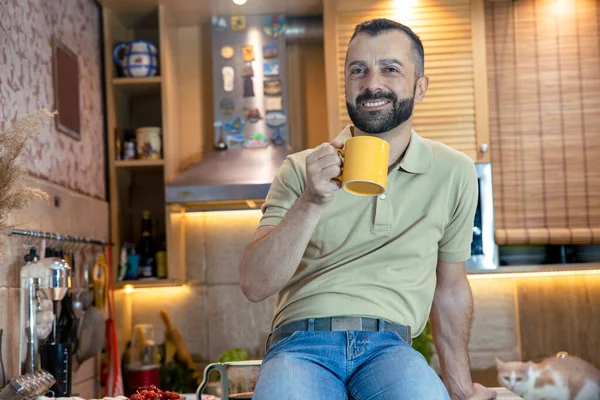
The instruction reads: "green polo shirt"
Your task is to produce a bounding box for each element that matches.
[259,125,478,337]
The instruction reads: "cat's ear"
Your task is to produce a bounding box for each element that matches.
[495,357,504,368]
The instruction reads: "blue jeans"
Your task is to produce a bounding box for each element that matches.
[253,330,450,400]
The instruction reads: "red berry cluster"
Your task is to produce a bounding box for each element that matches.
[129,385,182,400]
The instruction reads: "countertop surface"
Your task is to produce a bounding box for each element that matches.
[493,387,523,399]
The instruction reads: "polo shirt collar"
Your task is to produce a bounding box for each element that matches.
[334,125,432,174]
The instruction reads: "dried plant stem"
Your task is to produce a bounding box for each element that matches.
[0,109,53,238]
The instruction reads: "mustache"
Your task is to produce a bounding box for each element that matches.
[355,91,397,105]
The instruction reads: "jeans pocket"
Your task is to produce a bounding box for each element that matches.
[382,331,409,345]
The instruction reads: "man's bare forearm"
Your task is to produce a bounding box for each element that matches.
[239,194,327,302]
[430,278,474,399]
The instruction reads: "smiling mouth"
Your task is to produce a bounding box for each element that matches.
[360,100,391,110]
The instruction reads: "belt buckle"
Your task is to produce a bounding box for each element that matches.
[331,317,362,331]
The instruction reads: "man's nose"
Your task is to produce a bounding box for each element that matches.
[362,71,385,94]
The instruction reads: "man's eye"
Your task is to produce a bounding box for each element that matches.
[351,68,365,75]
[384,67,399,73]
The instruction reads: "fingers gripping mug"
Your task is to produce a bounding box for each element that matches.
[336,136,391,196]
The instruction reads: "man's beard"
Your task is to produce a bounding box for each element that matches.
[346,90,414,134]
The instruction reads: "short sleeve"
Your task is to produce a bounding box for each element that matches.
[259,158,303,227]
[437,162,478,263]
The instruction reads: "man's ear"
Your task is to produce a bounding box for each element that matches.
[414,75,429,104]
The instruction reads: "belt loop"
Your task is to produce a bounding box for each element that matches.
[308,318,315,332]
[378,319,385,332]
[265,332,273,353]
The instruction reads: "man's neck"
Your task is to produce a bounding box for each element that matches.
[352,119,413,169]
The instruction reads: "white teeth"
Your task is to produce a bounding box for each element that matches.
[364,101,387,107]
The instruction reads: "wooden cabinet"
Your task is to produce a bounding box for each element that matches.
[323,0,491,162]
[102,5,185,287]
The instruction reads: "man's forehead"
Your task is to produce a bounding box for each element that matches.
[346,31,413,62]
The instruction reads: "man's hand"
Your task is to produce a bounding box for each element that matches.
[302,141,343,205]
[468,383,496,400]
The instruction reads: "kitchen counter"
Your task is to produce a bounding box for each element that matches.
[493,387,523,399]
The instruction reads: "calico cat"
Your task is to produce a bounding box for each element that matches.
[496,352,600,400]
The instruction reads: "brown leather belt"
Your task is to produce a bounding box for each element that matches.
[266,316,412,351]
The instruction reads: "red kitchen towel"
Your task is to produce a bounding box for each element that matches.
[103,244,124,397]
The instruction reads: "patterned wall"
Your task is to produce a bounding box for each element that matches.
[0,0,105,200]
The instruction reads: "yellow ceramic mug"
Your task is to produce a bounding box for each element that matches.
[336,136,390,196]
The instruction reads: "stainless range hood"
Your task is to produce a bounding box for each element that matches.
[165,16,322,207]
[166,145,290,205]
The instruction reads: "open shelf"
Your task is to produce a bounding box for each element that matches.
[115,159,164,168]
[112,76,161,96]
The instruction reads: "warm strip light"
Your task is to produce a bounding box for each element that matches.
[468,269,600,280]
[185,209,262,218]
[121,284,191,295]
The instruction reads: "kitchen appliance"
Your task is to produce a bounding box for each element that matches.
[466,163,498,271]
[19,249,72,396]
[197,360,262,400]
[125,324,160,396]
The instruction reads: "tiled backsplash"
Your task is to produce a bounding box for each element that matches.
[129,211,275,365]
[0,175,109,397]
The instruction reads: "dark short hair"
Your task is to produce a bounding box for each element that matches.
[349,18,424,78]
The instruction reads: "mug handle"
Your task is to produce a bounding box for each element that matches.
[112,42,127,67]
[334,148,344,182]
[196,363,229,400]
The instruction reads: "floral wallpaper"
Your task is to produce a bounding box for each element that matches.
[0,0,105,200]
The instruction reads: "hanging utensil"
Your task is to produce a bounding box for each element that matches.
[92,253,108,317]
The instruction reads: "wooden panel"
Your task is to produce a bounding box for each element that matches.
[487,0,600,245]
[286,42,329,151]
[303,44,330,149]
[324,0,486,160]
[175,25,204,169]
[160,4,180,184]
[517,274,600,367]
[103,6,129,277]
[287,44,307,152]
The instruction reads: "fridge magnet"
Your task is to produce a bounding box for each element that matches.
[227,134,245,149]
[263,44,278,59]
[263,80,281,96]
[212,16,228,31]
[245,132,269,148]
[214,121,227,150]
[242,45,255,62]
[224,117,244,134]
[221,46,234,59]
[265,111,287,128]
[241,63,254,77]
[263,62,280,77]
[243,107,262,123]
[263,15,286,37]
[220,98,235,115]
[264,96,283,111]
[222,66,234,92]
[271,128,286,145]
[243,76,255,97]
[231,16,246,31]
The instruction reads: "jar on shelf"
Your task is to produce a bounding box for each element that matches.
[136,127,162,160]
